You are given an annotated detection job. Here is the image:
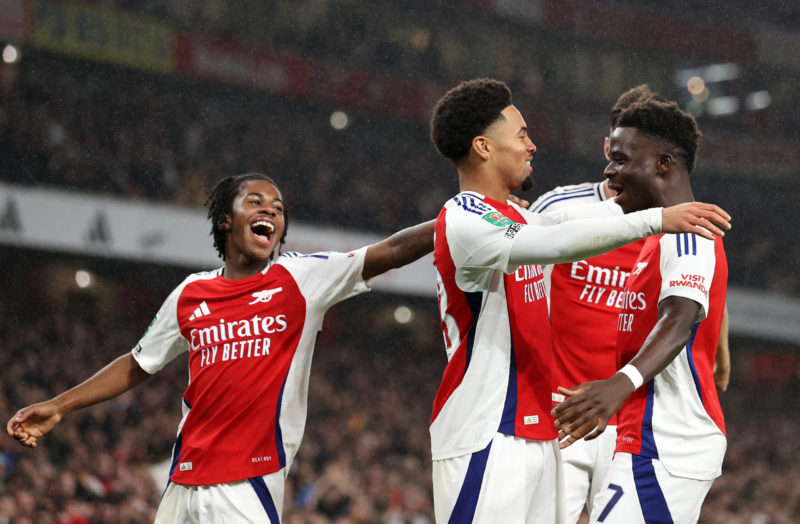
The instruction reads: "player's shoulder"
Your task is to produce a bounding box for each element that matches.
[445,191,498,216]
[277,250,363,269]
[179,268,223,288]
[529,182,602,213]
[445,191,523,231]
[276,251,335,271]
[658,232,717,259]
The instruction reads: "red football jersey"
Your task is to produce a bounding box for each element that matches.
[133,249,369,485]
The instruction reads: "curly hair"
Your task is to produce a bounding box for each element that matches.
[430,78,512,164]
[617,101,702,172]
[609,84,668,130]
[205,173,289,261]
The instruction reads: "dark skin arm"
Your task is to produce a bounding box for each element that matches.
[362,220,435,281]
[551,296,701,448]
[714,304,730,393]
[7,353,151,448]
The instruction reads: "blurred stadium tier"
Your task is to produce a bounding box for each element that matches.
[0,0,798,522]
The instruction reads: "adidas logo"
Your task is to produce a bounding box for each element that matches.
[189,301,211,321]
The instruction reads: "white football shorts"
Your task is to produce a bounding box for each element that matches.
[433,432,565,524]
[155,469,286,523]
[561,425,617,523]
[589,452,714,524]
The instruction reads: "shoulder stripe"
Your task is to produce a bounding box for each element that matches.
[279,252,330,260]
[676,233,698,257]
[531,189,595,213]
[453,194,493,216]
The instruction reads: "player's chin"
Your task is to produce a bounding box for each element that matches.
[520,174,534,192]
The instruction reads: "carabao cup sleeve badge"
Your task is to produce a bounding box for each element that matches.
[481,211,515,227]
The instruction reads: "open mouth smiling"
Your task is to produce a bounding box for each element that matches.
[250,220,275,245]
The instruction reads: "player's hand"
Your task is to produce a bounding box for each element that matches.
[507,194,530,209]
[6,402,62,448]
[551,374,633,449]
[662,202,731,240]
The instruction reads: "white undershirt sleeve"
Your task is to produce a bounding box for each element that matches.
[508,207,662,266]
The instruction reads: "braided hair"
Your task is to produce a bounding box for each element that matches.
[205,173,289,261]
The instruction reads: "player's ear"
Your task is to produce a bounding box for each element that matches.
[218,214,232,232]
[472,135,492,160]
[657,154,672,174]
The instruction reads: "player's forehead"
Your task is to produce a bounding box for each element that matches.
[236,179,283,202]
[499,105,526,132]
[608,127,657,155]
[486,105,526,137]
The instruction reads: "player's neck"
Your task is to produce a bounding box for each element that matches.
[458,169,510,203]
[223,257,272,280]
[659,183,695,208]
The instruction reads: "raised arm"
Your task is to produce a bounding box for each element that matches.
[551,296,700,447]
[362,220,435,281]
[7,353,151,448]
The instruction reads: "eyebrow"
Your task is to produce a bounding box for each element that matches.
[246,192,284,204]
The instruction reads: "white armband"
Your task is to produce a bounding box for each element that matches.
[618,364,644,390]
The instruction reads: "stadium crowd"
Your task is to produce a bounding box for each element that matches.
[1,2,799,522]
[0,258,798,523]
[0,52,797,298]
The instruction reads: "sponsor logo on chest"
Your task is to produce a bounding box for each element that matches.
[513,264,547,304]
[186,285,293,368]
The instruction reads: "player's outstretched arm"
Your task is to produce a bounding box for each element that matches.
[362,220,435,281]
[714,304,731,393]
[508,202,730,267]
[552,296,701,448]
[7,353,150,448]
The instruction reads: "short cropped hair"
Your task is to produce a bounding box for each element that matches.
[617,101,702,173]
[206,173,289,260]
[609,84,668,130]
[430,78,512,164]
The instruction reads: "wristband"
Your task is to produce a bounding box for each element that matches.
[618,364,644,390]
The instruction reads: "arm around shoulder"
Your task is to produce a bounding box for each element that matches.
[362,220,435,281]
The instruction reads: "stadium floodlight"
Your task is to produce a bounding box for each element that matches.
[75,270,93,288]
[674,62,741,87]
[393,305,413,324]
[329,111,350,130]
[706,96,740,117]
[745,91,771,111]
[2,44,20,64]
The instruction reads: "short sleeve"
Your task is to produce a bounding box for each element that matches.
[278,246,370,311]
[658,233,717,322]
[132,277,194,374]
[445,204,522,274]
